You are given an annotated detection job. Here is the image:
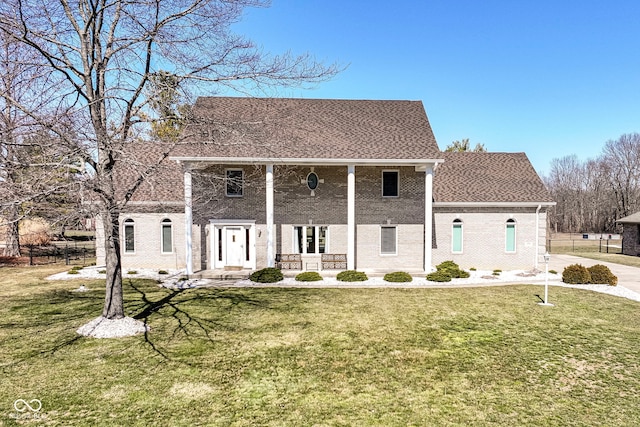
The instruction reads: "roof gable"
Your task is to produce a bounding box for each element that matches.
[175,97,441,160]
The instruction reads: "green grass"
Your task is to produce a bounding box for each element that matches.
[2,265,640,425]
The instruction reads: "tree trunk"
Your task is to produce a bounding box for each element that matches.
[3,205,21,257]
[102,207,124,319]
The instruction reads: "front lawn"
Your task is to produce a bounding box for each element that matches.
[1,266,640,426]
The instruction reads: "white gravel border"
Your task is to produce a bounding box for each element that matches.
[76,316,148,338]
[52,267,640,338]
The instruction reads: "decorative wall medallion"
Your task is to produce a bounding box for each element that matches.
[300,167,324,196]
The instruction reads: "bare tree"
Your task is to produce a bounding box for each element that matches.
[445,138,486,152]
[0,0,338,319]
[601,133,640,221]
[0,31,82,256]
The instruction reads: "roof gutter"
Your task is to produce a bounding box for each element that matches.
[170,156,445,167]
[433,201,556,208]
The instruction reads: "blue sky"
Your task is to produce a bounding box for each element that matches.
[231,0,640,175]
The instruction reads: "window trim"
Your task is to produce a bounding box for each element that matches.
[505,219,516,253]
[123,218,135,254]
[380,225,398,255]
[161,218,173,254]
[382,170,400,198]
[452,219,463,254]
[225,168,244,197]
[293,225,328,254]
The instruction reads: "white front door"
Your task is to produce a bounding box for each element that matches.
[225,227,244,267]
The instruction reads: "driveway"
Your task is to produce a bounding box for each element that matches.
[548,253,640,294]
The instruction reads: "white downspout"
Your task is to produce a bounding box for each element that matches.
[535,204,541,270]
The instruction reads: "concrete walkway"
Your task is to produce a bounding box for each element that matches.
[548,253,640,293]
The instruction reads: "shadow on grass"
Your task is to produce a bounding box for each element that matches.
[127,280,270,361]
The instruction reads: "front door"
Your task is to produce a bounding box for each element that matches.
[225,227,244,267]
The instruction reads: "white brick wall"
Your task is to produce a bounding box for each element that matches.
[96,209,548,273]
[95,213,188,270]
[432,210,547,270]
[356,224,424,271]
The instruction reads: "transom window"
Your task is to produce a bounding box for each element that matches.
[380,226,397,255]
[294,226,327,254]
[382,170,399,197]
[161,218,173,253]
[452,219,463,253]
[123,218,135,253]
[226,169,244,197]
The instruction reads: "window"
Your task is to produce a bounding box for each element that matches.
[226,169,243,197]
[294,226,328,254]
[380,226,397,255]
[452,219,463,253]
[382,170,399,197]
[506,219,516,252]
[307,172,319,190]
[161,219,173,253]
[123,219,135,253]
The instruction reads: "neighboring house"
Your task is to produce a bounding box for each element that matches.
[617,212,640,256]
[95,97,555,273]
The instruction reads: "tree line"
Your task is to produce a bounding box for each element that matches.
[543,133,640,234]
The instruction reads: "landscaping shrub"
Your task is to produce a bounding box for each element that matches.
[249,267,284,283]
[436,261,459,272]
[383,271,413,283]
[158,270,169,275]
[562,264,591,284]
[426,270,452,282]
[98,270,106,274]
[587,264,618,286]
[67,269,79,275]
[336,270,368,282]
[295,271,323,282]
[127,270,138,275]
[434,260,469,278]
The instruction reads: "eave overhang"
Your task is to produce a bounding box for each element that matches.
[433,201,556,208]
[170,156,445,167]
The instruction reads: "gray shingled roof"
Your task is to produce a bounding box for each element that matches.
[173,97,441,160]
[116,98,553,206]
[617,212,640,224]
[433,152,554,204]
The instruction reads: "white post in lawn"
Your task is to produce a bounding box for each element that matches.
[266,164,275,268]
[184,166,193,276]
[424,165,433,272]
[347,165,355,270]
[539,252,554,306]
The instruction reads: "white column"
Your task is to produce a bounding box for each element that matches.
[266,164,275,267]
[424,165,433,272]
[347,165,355,270]
[184,167,193,275]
